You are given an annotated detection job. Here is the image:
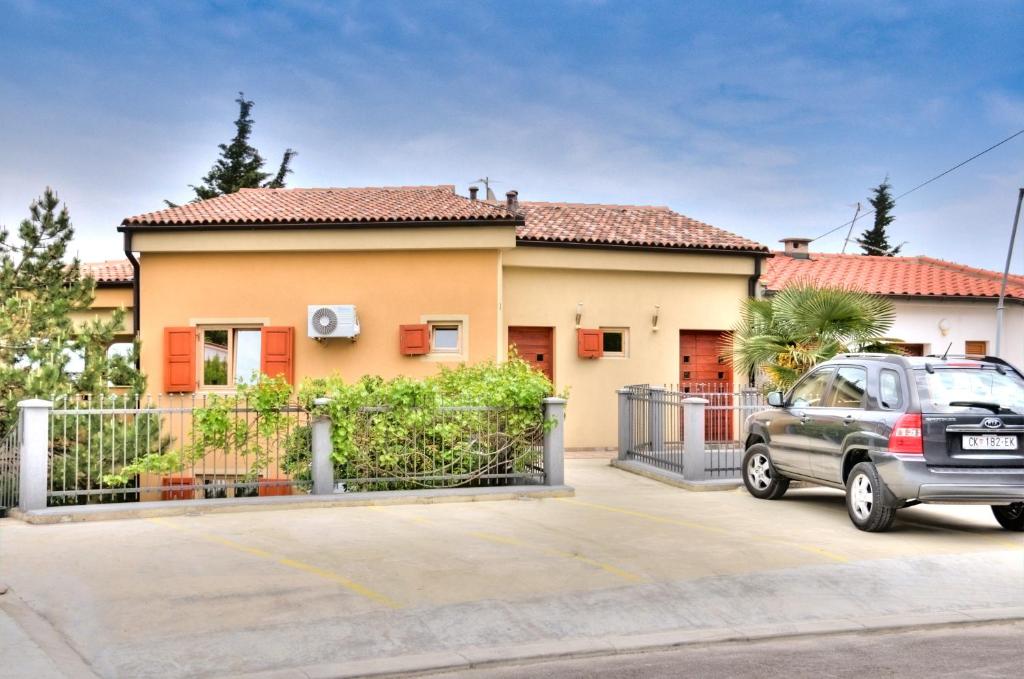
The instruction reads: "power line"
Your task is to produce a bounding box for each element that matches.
[811,126,1024,244]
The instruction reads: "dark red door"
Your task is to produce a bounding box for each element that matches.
[508,327,554,383]
[679,330,733,440]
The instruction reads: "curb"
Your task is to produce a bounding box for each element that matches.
[222,608,1024,679]
[10,485,576,524]
[610,459,741,491]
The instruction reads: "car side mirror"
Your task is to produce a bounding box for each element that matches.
[767,391,785,407]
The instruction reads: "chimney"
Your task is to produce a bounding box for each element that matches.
[506,190,519,211]
[780,237,812,259]
[469,186,479,201]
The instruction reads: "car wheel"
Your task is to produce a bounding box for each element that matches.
[991,503,1024,531]
[846,462,897,532]
[742,444,790,500]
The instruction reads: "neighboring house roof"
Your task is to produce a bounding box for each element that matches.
[121,186,519,227]
[120,185,768,254]
[762,252,1024,301]
[518,201,768,253]
[81,259,134,285]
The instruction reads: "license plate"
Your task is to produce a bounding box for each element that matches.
[962,435,1018,450]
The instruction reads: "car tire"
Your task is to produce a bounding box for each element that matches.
[743,444,790,500]
[991,503,1024,531]
[846,462,897,532]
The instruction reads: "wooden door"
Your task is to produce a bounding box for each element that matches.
[679,330,733,440]
[508,327,554,382]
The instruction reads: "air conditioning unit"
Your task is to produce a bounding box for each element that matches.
[308,305,360,340]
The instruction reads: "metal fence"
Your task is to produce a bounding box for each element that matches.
[0,424,19,515]
[620,384,768,480]
[340,404,546,490]
[46,394,310,505]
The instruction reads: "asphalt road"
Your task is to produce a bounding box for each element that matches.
[434,621,1024,679]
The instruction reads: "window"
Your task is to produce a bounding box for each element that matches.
[430,323,462,353]
[789,368,835,408]
[831,366,867,408]
[600,328,628,358]
[965,341,988,356]
[879,369,903,410]
[106,342,136,387]
[200,327,262,388]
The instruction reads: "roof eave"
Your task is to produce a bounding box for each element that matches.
[118,216,524,233]
[514,238,769,257]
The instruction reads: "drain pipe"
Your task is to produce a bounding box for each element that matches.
[122,229,140,343]
[995,188,1024,358]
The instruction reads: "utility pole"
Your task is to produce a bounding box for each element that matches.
[841,202,862,254]
[995,188,1024,358]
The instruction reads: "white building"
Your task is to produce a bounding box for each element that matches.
[762,238,1024,368]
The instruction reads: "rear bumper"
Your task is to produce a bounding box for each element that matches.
[872,453,1024,505]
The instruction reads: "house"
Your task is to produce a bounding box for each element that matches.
[763,238,1024,367]
[112,185,768,449]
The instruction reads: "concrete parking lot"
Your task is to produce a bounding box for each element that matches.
[1,458,1022,678]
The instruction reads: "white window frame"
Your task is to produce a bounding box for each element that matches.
[196,324,263,390]
[599,327,629,359]
[419,314,470,362]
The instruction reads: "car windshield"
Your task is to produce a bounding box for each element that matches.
[914,367,1024,414]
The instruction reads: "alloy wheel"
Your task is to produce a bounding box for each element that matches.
[748,453,772,490]
[851,473,873,520]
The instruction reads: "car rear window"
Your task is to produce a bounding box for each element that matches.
[914,367,1024,414]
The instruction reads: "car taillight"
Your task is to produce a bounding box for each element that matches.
[889,413,923,454]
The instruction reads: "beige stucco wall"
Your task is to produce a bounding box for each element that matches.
[503,249,755,449]
[71,286,134,336]
[138,250,501,392]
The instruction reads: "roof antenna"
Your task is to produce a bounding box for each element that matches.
[940,342,952,360]
[473,177,499,202]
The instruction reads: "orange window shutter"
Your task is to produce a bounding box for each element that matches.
[164,327,196,393]
[577,329,604,359]
[399,324,430,355]
[260,327,295,384]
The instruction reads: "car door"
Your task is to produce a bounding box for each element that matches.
[810,365,868,483]
[768,367,836,474]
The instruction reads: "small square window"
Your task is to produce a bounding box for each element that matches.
[430,324,461,353]
[600,328,628,358]
[199,326,262,388]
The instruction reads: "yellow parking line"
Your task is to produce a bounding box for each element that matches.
[557,498,850,563]
[468,530,642,583]
[373,507,643,583]
[147,518,401,609]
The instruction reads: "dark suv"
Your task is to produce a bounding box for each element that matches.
[743,353,1024,532]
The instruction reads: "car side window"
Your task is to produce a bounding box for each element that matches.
[879,369,904,410]
[789,368,835,408]
[831,366,868,408]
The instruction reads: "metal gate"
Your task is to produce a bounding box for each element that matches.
[0,424,20,514]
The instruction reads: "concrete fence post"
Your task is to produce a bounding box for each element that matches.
[616,389,631,461]
[311,397,335,495]
[648,386,665,454]
[542,397,567,486]
[18,399,52,512]
[682,397,709,480]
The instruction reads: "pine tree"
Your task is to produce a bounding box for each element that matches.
[0,189,145,432]
[859,179,902,256]
[167,93,296,206]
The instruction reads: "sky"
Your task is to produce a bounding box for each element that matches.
[1,0,1023,270]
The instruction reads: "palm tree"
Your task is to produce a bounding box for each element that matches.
[731,284,898,390]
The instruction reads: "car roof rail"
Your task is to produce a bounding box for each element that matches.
[832,352,904,359]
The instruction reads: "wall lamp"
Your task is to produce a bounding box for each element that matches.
[938,318,950,336]
[575,302,584,328]
[652,305,661,331]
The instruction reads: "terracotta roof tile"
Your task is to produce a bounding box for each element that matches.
[81,259,134,284]
[121,186,767,253]
[122,186,518,226]
[762,252,1024,300]
[518,201,767,252]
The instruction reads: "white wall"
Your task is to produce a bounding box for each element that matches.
[889,299,1024,368]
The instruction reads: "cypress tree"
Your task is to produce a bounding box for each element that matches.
[167,93,296,206]
[859,179,901,256]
